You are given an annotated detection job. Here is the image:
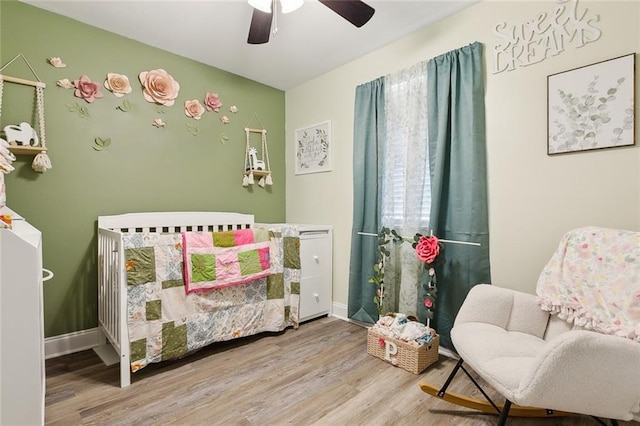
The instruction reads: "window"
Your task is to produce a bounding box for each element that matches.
[381,63,431,231]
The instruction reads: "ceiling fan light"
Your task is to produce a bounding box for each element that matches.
[248,0,272,13]
[280,0,303,14]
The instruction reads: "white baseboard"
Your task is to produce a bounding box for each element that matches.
[330,301,348,320]
[45,327,99,359]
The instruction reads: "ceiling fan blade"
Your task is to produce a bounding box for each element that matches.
[248,8,273,44]
[318,0,375,28]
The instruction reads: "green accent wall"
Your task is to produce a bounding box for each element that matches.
[1,1,286,337]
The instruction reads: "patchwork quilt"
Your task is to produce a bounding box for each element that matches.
[123,226,301,373]
[182,229,272,294]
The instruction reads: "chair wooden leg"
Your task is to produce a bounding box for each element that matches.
[497,399,512,426]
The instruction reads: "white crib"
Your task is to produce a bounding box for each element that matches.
[96,211,255,387]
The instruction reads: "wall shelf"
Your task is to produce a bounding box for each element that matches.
[244,170,271,178]
[8,145,46,156]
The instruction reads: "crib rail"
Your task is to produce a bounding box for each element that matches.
[97,227,130,387]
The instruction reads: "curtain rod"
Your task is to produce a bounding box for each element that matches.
[358,231,481,247]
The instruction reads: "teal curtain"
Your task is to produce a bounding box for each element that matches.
[427,42,491,349]
[348,77,385,323]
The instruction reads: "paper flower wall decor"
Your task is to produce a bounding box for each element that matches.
[73,75,104,103]
[56,78,73,89]
[152,118,166,128]
[204,92,223,112]
[139,69,180,106]
[229,105,239,114]
[104,73,132,97]
[184,99,205,120]
[48,57,66,68]
[220,116,230,124]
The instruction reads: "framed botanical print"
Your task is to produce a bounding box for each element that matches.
[547,53,635,155]
[295,120,331,174]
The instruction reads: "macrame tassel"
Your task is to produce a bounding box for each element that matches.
[32,151,52,173]
[258,177,265,188]
[247,171,254,185]
[265,174,273,186]
[242,174,250,187]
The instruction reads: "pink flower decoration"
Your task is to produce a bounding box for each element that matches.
[424,298,433,308]
[73,75,104,103]
[139,69,180,106]
[377,337,386,348]
[184,99,205,120]
[204,92,223,112]
[415,235,440,264]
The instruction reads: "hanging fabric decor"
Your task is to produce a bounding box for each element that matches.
[0,54,52,173]
[242,113,272,188]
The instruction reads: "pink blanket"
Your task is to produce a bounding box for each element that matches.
[182,228,271,294]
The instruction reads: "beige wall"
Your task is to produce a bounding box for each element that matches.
[285,1,640,308]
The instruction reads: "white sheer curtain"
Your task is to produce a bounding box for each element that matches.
[379,61,430,316]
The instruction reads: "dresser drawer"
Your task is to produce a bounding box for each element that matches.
[300,231,331,279]
[299,275,331,321]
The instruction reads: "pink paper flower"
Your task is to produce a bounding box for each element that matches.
[204,92,223,112]
[104,73,132,97]
[73,75,104,103]
[378,337,386,348]
[424,298,433,308]
[184,99,205,120]
[415,235,440,264]
[139,69,180,106]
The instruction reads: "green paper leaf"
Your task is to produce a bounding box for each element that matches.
[220,132,230,144]
[93,137,111,151]
[117,99,133,112]
[186,123,199,136]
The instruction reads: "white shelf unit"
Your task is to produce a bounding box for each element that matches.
[0,213,45,425]
[258,224,333,322]
[298,226,333,322]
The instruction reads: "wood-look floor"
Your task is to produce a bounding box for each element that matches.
[45,317,636,426]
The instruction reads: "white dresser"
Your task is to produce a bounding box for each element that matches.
[0,209,45,425]
[258,224,333,322]
[298,226,333,322]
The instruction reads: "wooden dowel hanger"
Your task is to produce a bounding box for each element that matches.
[0,74,46,88]
[244,127,266,134]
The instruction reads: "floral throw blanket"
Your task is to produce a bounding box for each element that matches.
[182,229,272,294]
[536,226,640,342]
[123,226,301,373]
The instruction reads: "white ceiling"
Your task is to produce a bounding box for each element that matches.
[22,0,475,91]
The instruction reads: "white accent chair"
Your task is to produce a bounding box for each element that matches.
[441,227,640,425]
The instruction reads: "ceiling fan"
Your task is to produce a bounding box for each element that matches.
[248,0,375,44]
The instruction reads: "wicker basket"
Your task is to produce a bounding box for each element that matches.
[367,328,439,374]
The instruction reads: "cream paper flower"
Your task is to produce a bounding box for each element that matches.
[152,118,166,128]
[220,116,230,124]
[184,99,205,120]
[56,78,73,89]
[229,105,239,114]
[48,57,66,68]
[139,69,180,106]
[104,73,132,97]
